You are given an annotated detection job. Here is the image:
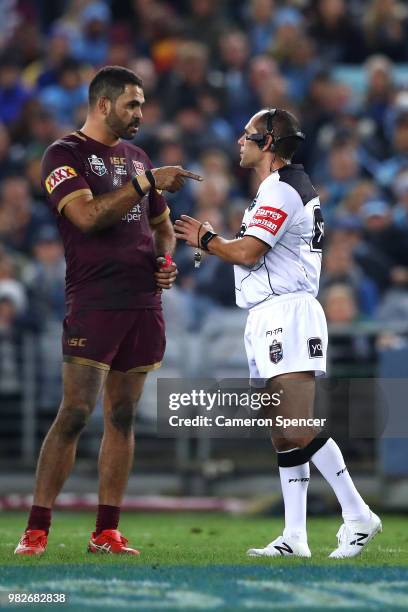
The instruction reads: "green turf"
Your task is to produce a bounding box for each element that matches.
[0,511,407,566]
[1,513,407,611]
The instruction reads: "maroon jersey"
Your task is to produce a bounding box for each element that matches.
[41,131,169,313]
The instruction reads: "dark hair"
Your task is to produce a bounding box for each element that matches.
[88,66,143,106]
[255,109,303,160]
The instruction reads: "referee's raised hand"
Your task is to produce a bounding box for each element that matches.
[174,215,214,247]
[151,166,203,193]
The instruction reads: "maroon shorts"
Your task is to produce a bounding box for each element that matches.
[62,309,166,373]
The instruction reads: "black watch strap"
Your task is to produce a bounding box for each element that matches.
[200,231,218,251]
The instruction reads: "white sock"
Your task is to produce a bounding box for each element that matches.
[278,458,310,540]
[311,438,370,522]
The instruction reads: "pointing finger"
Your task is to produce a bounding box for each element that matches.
[178,168,204,181]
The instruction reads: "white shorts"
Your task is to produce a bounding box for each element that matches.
[244,292,328,386]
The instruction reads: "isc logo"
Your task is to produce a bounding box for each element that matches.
[67,338,87,347]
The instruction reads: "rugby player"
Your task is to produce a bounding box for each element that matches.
[15,66,202,556]
[175,108,381,559]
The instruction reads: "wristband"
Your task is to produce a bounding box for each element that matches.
[200,231,218,252]
[145,170,156,189]
[132,176,147,197]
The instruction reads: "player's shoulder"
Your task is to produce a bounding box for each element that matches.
[42,132,85,163]
[258,171,300,207]
[121,141,152,166]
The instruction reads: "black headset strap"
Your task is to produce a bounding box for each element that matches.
[266,108,276,136]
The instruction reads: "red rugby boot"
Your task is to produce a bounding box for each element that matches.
[87,529,140,555]
[14,529,48,555]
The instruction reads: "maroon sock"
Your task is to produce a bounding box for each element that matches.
[95,505,120,535]
[27,505,52,534]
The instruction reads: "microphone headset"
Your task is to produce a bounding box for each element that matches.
[245,108,306,152]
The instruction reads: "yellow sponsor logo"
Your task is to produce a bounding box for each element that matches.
[110,156,126,165]
[45,166,77,194]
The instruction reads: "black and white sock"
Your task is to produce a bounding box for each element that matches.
[278,450,310,540]
[311,438,370,522]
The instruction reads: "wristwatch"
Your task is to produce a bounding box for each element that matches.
[200,231,218,251]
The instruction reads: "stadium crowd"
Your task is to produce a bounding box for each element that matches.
[0,0,408,343]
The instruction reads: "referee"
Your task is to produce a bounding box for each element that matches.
[175,108,381,559]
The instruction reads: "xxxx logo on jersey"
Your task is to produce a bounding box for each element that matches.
[249,206,288,235]
[45,166,77,194]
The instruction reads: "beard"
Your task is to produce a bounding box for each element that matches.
[105,108,139,140]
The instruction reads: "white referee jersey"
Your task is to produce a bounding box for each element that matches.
[234,164,324,309]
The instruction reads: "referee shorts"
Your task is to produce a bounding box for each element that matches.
[244,292,327,386]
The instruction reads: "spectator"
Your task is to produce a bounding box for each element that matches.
[307,0,366,64]
[321,242,379,316]
[392,168,408,228]
[322,283,376,375]
[196,89,235,151]
[22,225,65,326]
[162,41,217,115]
[218,30,252,133]
[302,71,351,170]
[378,112,408,188]
[247,0,277,55]
[0,54,31,125]
[22,25,73,90]
[334,180,378,224]
[183,0,227,60]
[0,176,51,255]
[176,207,230,329]
[363,0,408,62]
[363,55,396,142]
[272,29,318,104]
[355,200,408,293]
[0,122,22,181]
[38,58,87,126]
[376,268,408,327]
[72,2,111,67]
[315,140,362,221]
[322,283,359,325]
[248,54,280,103]
[157,137,195,222]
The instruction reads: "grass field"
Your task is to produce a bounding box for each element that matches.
[0,512,407,610]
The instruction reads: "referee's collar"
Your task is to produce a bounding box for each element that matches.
[278,164,304,172]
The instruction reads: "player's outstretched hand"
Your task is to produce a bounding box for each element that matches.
[151,166,203,193]
[155,256,178,293]
[174,215,214,247]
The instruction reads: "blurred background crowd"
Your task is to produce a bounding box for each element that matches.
[1,0,408,336]
[0,0,406,492]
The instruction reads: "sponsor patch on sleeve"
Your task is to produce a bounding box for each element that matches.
[308,337,323,358]
[248,206,288,235]
[45,166,77,194]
